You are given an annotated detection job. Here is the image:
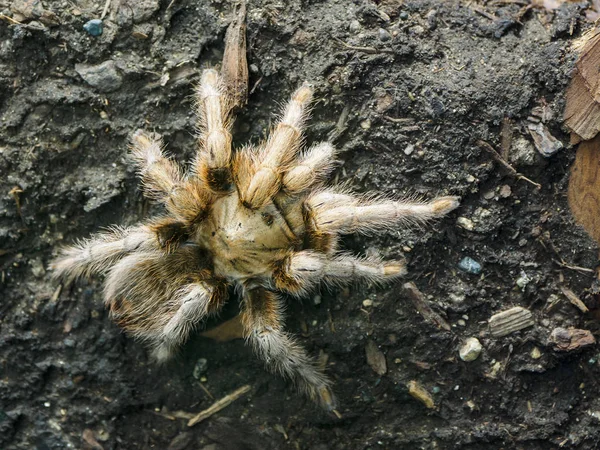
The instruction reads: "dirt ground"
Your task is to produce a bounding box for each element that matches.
[3,0,600,448]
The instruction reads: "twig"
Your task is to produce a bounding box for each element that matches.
[333,37,395,55]
[476,140,541,189]
[198,382,214,400]
[188,385,251,426]
[538,234,594,274]
[9,186,23,218]
[101,0,111,19]
[403,282,451,332]
[383,116,414,124]
[560,285,589,313]
[151,408,194,421]
[553,259,594,274]
[0,13,21,25]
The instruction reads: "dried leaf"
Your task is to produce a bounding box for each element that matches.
[200,315,245,342]
[82,429,104,450]
[365,340,387,375]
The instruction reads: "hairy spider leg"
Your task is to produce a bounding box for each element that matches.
[281,142,338,194]
[241,286,336,410]
[102,246,228,361]
[194,69,234,192]
[306,191,460,235]
[241,84,313,209]
[272,250,406,296]
[51,226,156,281]
[131,131,213,228]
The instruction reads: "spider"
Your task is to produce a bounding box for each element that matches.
[52,69,459,411]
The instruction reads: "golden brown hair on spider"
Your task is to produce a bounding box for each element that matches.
[51,5,459,412]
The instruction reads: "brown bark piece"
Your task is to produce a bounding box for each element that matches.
[576,30,600,102]
[221,1,248,111]
[550,327,596,351]
[568,135,600,244]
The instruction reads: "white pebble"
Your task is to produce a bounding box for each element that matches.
[459,337,482,362]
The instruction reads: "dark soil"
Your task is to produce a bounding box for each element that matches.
[2,0,600,449]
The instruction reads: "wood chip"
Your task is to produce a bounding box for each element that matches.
[550,327,596,351]
[365,340,387,375]
[488,306,534,337]
[564,71,600,141]
[559,286,589,313]
[188,385,251,427]
[407,380,435,409]
[403,282,451,331]
[565,29,600,139]
[568,135,600,245]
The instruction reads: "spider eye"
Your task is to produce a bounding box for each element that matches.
[261,212,274,226]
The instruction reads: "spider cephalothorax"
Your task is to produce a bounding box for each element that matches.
[53,68,459,410]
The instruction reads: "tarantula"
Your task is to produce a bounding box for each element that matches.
[52,69,459,410]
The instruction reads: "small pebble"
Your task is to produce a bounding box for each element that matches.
[531,347,542,360]
[404,144,415,155]
[193,358,208,379]
[362,299,373,308]
[459,337,482,362]
[457,319,466,327]
[83,19,103,36]
[313,294,322,306]
[349,20,361,32]
[516,271,531,289]
[378,28,392,42]
[360,119,371,130]
[456,217,474,231]
[499,184,512,198]
[432,386,441,394]
[458,257,482,275]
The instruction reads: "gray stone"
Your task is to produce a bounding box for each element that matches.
[75,60,122,93]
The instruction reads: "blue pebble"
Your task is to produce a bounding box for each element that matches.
[84,19,103,36]
[432,386,441,394]
[458,257,482,275]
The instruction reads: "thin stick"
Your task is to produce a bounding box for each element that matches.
[187,385,251,426]
[333,37,395,55]
[476,140,541,189]
[101,0,111,19]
